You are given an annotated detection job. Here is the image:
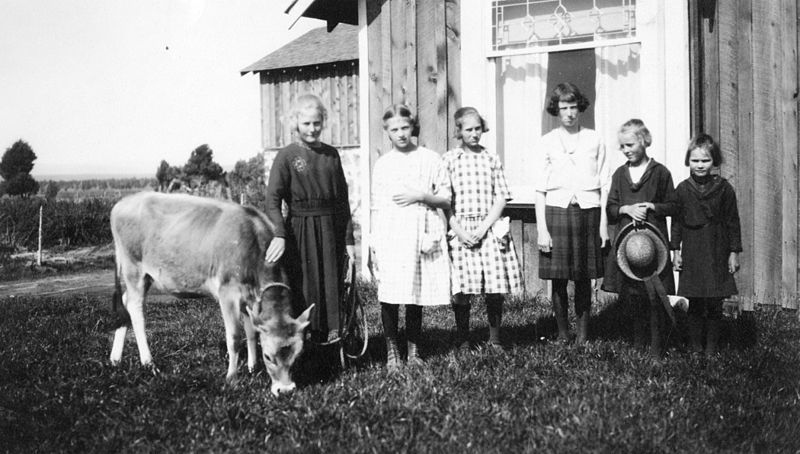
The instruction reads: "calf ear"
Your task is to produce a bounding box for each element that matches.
[296,304,315,330]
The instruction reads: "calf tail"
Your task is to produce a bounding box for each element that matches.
[110,257,131,329]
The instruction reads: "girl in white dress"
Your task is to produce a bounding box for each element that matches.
[371,104,452,372]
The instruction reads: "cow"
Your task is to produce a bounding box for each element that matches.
[108,191,312,396]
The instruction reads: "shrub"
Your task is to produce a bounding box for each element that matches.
[0,198,115,250]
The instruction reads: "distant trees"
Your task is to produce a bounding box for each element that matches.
[0,140,39,197]
[156,144,228,197]
[183,144,224,184]
[155,160,182,192]
[228,153,267,211]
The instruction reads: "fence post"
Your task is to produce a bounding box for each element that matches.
[37,204,42,266]
[240,193,246,205]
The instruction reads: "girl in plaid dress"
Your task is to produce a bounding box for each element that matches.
[534,83,610,344]
[443,107,522,350]
[371,104,452,372]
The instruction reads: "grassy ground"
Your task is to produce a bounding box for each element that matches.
[1,284,798,453]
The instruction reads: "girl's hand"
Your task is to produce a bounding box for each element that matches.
[468,228,488,245]
[672,250,682,271]
[266,237,286,262]
[456,229,478,248]
[599,224,609,248]
[623,203,650,222]
[728,252,740,274]
[537,229,553,254]
[392,187,423,206]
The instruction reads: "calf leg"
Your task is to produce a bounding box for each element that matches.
[218,290,243,381]
[243,314,259,373]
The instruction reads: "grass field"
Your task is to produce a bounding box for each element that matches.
[1,285,799,453]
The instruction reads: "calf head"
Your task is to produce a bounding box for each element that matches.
[246,283,312,396]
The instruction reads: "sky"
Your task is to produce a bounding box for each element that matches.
[0,0,324,178]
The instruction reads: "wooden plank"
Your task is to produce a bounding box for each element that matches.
[717,5,738,181]
[522,219,546,298]
[752,0,782,305]
[781,0,798,309]
[510,218,525,294]
[415,0,440,151]
[736,0,755,310]
[445,0,461,151]
[263,75,273,149]
[702,3,720,140]
[351,66,360,145]
[688,0,703,135]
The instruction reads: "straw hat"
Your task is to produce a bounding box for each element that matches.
[615,221,669,281]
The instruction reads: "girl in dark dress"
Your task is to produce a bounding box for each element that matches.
[602,119,678,357]
[671,134,741,355]
[265,94,355,343]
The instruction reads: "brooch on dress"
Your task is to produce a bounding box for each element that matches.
[292,156,308,173]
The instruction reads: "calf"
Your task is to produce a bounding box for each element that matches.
[109,192,311,396]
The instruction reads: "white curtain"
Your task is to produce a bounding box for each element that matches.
[594,43,642,171]
[497,53,552,204]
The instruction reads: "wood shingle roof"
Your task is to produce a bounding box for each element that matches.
[240,24,357,74]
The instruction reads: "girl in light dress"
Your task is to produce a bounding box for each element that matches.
[370,104,451,372]
[443,107,522,351]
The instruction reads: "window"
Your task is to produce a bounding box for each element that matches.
[489,0,641,203]
[491,0,637,55]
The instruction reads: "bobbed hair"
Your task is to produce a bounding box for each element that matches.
[382,104,420,136]
[618,119,652,148]
[289,93,328,132]
[453,106,489,138]
[545,82,591,116]
[685,133,723,166]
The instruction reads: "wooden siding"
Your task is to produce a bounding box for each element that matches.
[692,0,799,309]
[364,0,461,160]
[258,61,360,149]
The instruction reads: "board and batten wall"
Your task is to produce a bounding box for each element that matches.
[258,61,359,150]
[691,0,799,310]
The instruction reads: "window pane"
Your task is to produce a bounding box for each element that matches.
[492,0,637,52]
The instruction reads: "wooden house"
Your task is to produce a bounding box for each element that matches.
[285,0,799,311]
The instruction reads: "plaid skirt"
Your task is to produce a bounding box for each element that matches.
[538,205,604,280]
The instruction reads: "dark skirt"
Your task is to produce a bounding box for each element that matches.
[538,205,604,280]
[283,213,347,334]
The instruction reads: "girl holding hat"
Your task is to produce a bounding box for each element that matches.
[670,133,742,356]
[602,119,678,358]
[265,93,355,344]
[534,83,610,344]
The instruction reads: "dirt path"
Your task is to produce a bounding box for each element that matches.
[0,270,115,298]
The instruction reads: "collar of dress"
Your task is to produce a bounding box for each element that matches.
[453,146,486,158]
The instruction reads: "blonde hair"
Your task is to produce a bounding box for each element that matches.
[618,118,652,148]
[289,94,328,132]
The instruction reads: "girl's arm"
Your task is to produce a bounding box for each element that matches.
[265,150,290,262]
[723,182,742,274]
[605,170,622,223]
[535,191,552,253]
[599,186,609,247]
[670,199,683,271]
[473,194,507,241]
[651,168,679,217]
[393,189,451,210]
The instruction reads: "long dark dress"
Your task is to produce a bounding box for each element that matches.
[670,175,741,297]
[602,159,678,296]
[265,142,354,335]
